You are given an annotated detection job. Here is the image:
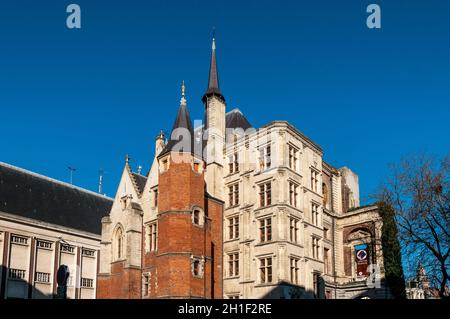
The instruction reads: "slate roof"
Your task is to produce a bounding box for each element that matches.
[202,36,225,103]
[131,172,147,196]
[225,108,252,131]
[0,162,113,235]
[159,102,196,157]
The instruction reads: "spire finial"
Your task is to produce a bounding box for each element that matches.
[125,154,130,164]
[202,29,224,103]
[180,80,187,105]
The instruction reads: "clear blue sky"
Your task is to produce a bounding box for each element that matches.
[0,0,449,202]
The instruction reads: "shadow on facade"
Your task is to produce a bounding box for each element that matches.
[0,265,54,299]
[261,279,325,299]
[350,279,393,299]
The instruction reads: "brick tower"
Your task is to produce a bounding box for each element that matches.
[97,41,224,299]
[145,82,222,298]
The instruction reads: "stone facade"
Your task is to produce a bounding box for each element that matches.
[97,37,392,299]
[0,162,113,299]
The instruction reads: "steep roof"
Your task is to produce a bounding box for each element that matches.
[131,172,147,197]
[0,162,113,235]
[202,36,225,103]
[226,108,252,131]
[159,101,196,157]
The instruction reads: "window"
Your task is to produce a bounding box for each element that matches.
[228,183,239,207]
[228,152,239,174]
[311,170,319,192]
[290,217,299,243]
[312,237,320,259]
[36,240,53,250]
[81,278,94,288]
[288,145,299,171]
[193,161,202,173]
[61,244,75,254]
[259,145,272,170]
[114,226,124,260]
[259,218,272,242]
[290,257,299,284]
[191,257,204,278]
[193,260,200,276]
[311,203,320,226]
[228,216,239,240]
[143,273,150,297]
[259,182,272,207]
[11,235,28,245]
[82,248,96,257]
[323,227,329,240]
[9,269,26,280]
[324,248,330,275]
[35,272,51,283]
[313,273,320,297]
[147,222,158,252]
[192,208,203,226]
[259,257,273,283]
[228,253,239,277]
[153,189,158,207]
[161,159,169,171]
[289,182,299,207]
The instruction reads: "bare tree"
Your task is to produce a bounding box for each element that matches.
[378,153,449,298]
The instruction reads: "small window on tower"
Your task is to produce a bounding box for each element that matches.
[192,207,204,227]
[161,158,169,172]
[193,260,200,276]
[191,256,204,278]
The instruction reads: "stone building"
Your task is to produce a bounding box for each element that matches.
[405,264,445,299]
[97,36,392,299]
[0,162,113,299]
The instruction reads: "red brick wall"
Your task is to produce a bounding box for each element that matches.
[96,261,142,299]
[206,198,223,299]
[99,154,225,299]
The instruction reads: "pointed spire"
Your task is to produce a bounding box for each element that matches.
[202,31,225,103]
[159,81,195,157]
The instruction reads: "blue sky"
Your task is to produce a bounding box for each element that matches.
[0,0,449,202]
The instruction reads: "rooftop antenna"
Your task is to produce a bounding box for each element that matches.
[67,166,76,185]
[99,168,104,194]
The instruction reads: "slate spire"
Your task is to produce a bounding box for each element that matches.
[202,32,225,103]
[159,81,195,157]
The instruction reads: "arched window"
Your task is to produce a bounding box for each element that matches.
[113,225,125,261]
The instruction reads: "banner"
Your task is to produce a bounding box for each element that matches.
[354,244,369,277]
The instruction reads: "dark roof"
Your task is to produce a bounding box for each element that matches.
[0,162,113,235]
[159,102,196,157]
[131,172,147,196]
[202,37,225,103]
[226,108,252,131]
